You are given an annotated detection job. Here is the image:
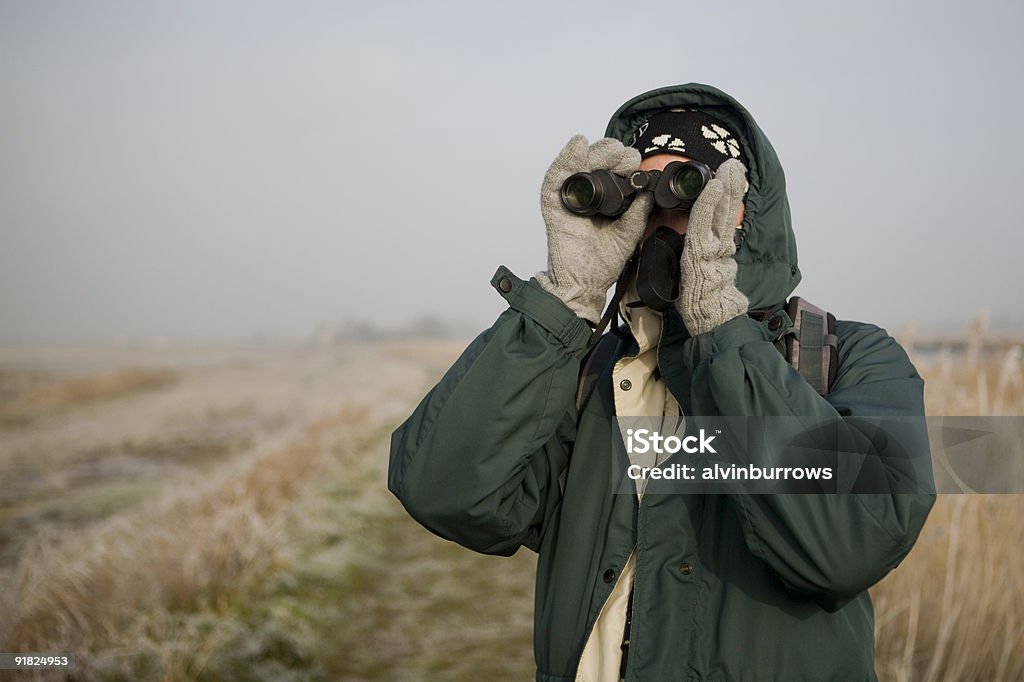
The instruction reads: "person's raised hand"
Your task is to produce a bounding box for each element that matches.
[536,135,652,325]
[676,158,749,336]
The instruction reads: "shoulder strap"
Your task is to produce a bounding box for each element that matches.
[784,297,839,395]
[561,331,621,497]
[575,331,621,415]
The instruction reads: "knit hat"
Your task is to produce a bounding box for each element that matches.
[627,108,748,169]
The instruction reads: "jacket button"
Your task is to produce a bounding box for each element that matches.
[603,568,616,583]
[498,277,513,293]
[619,379,632,391]
[679,562,693,575]
[768,317,782,331]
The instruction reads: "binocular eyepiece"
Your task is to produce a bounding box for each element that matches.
[560,160,714,218]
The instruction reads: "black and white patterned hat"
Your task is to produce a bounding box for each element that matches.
[627,108,748,169]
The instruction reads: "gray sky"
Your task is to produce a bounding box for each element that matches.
[2,0,1022,344]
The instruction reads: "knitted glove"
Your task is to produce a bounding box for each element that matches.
[535,135,653,325]
[677,159,750,336]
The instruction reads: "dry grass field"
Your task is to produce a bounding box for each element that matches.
[871,322,1024,682]
[0,322,1021,681]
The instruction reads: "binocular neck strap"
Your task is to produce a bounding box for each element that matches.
[590,254,640,345]
[589,228,747,345]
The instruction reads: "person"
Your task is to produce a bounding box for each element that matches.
[388,83,935,681]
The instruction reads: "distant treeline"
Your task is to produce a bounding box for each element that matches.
[312,315,478,343]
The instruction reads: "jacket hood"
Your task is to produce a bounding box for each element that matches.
[605,83,800,310]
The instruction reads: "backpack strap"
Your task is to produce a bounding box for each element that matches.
[749,298,839,395]
[560,330,622,496]
[784,297,838,395]
[575,331,622,414]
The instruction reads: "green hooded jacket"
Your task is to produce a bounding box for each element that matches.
[388,83,935,681]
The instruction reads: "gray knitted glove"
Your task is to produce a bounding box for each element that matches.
[677,159,750,336]
[535,135,652,325]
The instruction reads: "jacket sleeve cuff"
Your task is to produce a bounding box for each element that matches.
[491,265,593,354]
[684,314,773,368]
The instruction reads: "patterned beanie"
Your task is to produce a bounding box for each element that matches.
[627,108,748,169]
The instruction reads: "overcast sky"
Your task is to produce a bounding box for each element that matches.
[2,0,1022,344]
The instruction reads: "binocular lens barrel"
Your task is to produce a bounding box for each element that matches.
[561,174,599,215]
[669,164,706,201]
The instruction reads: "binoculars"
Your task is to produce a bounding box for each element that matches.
[560,160,714,217]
